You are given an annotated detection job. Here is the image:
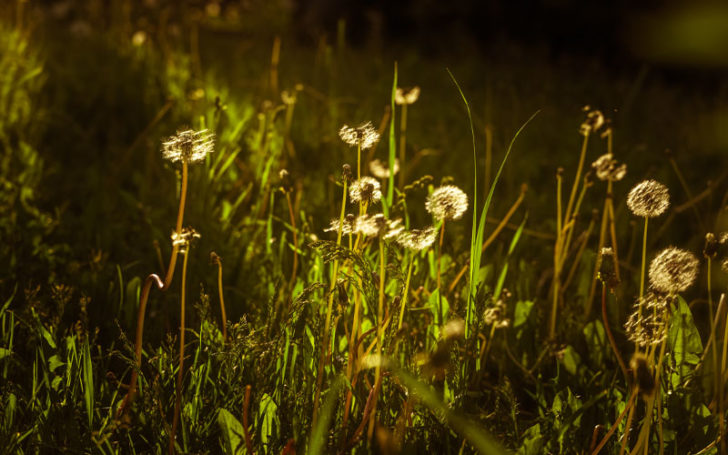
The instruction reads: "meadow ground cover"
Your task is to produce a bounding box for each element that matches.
[3,2,728,454]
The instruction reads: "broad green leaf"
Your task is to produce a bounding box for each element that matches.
[258,393,278,447]
[217,408,245,455]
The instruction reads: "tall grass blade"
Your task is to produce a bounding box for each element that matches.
[385,62,398,216]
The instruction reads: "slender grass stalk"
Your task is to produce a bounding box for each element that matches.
[169,242,190,455]
[550,169,563,340]
[367,239,387,440]
[436,220,446,325]
[211,253,227,341]
[118,161,188,418]
[285,191,299,291]
[591,388,637,455]
[601,282,628,383]
[398,103,408,190]
[397,255,415,334]
[312,176,348,423]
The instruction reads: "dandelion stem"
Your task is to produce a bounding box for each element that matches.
[638,217,648,323]
[591,387,637,455]
[601,282,629,384]
[118,161,188,418]
[285,191,299,292]
[169,244,190,455]
[436,220,446,325]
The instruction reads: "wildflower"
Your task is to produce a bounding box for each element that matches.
[349,177,382,204]
[171,227,200,254]
[648,247,699,294]
[626,180,670,218]
[425,185,468,221]
[395,86,421,105]
[396,226,438,251]
[579,107,605,136]
[369,158,400,179]
[591,153,626,182]
[162,129,215,163]
[339,121,379,150]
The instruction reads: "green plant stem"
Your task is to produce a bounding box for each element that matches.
[707,259,719,418]
[398,104,407,190]
[118,161,188,418]
[720,298,728,455]
[563,133,589,232]
[436,220,446,325]
[550,172,563,340]
[601,282,629,384]
[212,253,227,341]
[285,191,299,292]
[397,255,415,334]
[169,244,190,455]
[312,178,348,423]
[367,239,387,440]
[591,387,637,455]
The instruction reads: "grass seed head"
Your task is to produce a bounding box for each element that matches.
[339,121,379,150]
[648,247,699,294]
[162,128,215,163]
[425,185,468,221]
[396,226,438,251]
[349,176,382,204]
[626,179,670,218]
[369,158,400,179]
[591,153,626,182]
[395,86,421,105]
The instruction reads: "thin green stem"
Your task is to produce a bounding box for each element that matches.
[169,244,190,455]
[368,239,387,440]
[436,220,446,325]
[398,104,407,190]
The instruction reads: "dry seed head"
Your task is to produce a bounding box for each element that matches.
[704,232,718,258]
[441,318,465,340]
[383,218,405,240]
[625,304,667,347]
[626,180,670,217]
[171,227,201,254]
[598,247,619,289]
[483,300,510,329]
[395,86,421,105]
[579,108,605,136]
[349,177,382,204]
[425,185,469,221]
[591,153,626,182]
[162,129,215,163]
[354,213,388,238]
[648,247,699,294]
[339,121,380,150]
[369,158,400,179]
[324,214,357,236]
[396,226,438,251]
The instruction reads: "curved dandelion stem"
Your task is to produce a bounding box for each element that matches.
[117,161,188,418]
[601,282,629,384]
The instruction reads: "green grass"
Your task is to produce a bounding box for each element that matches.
[1,3,728,454]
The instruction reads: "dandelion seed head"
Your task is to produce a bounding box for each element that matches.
[339,121,380,150]
[171,227,200,253]
[395,86,421,105]
[349,177,382,204]
[396,226,438,251]
[625,300,668,347]
[626,180,670,218]
[648,247,699,294]
[441,318,465,340]
[483,300,510,329]
[425,185,469,221]
[383,218,405,240]
[162,129,215,163]
[369,158,400,179]
[355,213,388,238]
[591,153,626,182]
[324,214,357,236]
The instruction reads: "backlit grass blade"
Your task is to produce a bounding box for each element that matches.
[385,62,398,216]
